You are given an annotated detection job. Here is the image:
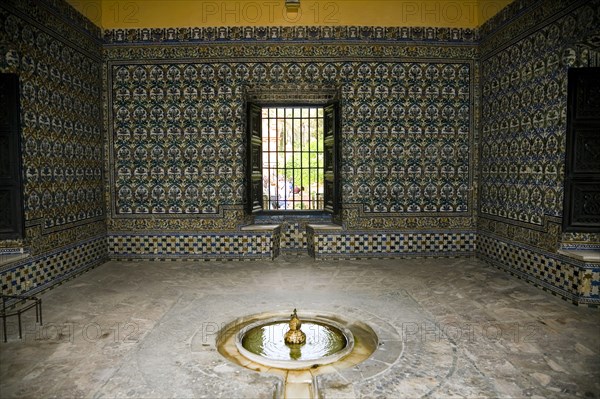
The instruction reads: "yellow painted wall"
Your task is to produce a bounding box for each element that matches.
[67,0,513,30]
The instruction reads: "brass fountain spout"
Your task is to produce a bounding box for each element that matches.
[284,309,306,345]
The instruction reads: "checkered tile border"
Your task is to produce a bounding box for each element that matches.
[477,233,600,307]
[280,222,306,252]
[1,235,108,296]
[307,230,475,259]
[108,231,281,260]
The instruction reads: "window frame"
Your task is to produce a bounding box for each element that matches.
[245,99,340,217]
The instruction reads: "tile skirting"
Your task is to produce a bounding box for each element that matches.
[0,235,108,297]
[306,228,476,259]
[477,232,600,307]
[107,229,281,261]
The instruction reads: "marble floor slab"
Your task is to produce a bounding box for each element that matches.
[0,255,598,398]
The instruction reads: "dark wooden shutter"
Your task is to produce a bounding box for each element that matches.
[323,102,340,215]
[0,73,25,239]
[563,67,600,232]
[246,103,263,214]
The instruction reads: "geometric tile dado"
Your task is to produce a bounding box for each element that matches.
[308,229,475,260]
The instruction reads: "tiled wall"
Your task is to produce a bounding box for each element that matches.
[0,0,107,296]
[478,232,599,306]
[477,0,600,305]
[479,0,598,229]
[107,54,474,219]
[307,229,475,259]
[110,60,472,216]
[103,27,478,253]
[108,229,280,261]
[0,235,107,296]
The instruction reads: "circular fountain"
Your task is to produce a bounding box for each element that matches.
[235,309,355,370]
[216,309,379,398]
[217,309,378,372]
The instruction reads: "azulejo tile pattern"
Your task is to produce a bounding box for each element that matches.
[480,0,597,225]
[108,58,473,221]
[1,0,598,309]
[478,232,600,306]
[0,235,107,296]
[476,0,600,306]
[279,222,307,252]
[108,230,280,261]
[560,232,600,250]
[0,0,104,243]
[0,0,107,296]
[103,26,478,44]
[262,220,321,253]
[479,0,599,231]
[307,229,475,259]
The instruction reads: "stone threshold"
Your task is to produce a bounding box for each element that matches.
[0,252,30,267]
[240,224,281,232]
[306,223,343,230]
[557,249,600,263]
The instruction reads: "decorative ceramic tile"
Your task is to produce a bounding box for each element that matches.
[478,232,600,306]
[560,232,600,250]
[0,0,104,245]
[479,0,599,229]
[107,58,474,229]
[108,230,280,260]
[307,229,475,259]
[2,0,599,309]
[0,235,106,296]
[0,0,106,296]
[104,26,478,44]
[477,0,600,305]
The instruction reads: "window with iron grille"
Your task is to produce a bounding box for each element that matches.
[262,107,324,210]
[246,100,339,215]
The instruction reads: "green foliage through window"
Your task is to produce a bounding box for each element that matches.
[262,107,324,210]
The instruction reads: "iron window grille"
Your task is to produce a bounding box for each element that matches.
[261,107,324,210]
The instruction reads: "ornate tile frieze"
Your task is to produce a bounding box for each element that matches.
[477,216,561,253]
[107,208,246,232]
[560,232,600,250]
[2,0,101,59]
[103,26,478,45]
[479,0,598,56]
[343,205,475,230]
[103,42,478,63]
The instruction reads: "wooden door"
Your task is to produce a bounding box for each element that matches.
[563,67,600,232]
[246,103,263,214]
[323,102,340,215]
[0,73,25,239]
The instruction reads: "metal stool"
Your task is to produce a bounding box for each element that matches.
[1,294,43,342]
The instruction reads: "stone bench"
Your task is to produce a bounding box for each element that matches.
[307,224,475,260]
[108,225,281,261]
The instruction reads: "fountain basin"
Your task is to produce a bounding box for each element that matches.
[217,310,380,398]
[236,315,355,370]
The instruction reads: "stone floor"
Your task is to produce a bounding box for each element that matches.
[1,255,599,398]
